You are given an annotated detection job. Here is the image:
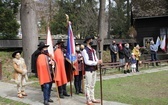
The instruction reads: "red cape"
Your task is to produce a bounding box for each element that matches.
[36,54,53,85]
[54,48,68,86]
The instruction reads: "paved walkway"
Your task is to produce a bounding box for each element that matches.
[0,66,168,105]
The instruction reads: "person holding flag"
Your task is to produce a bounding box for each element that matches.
[65,14,78,96]
[36,42,55,105]
[54,39,70,98]
[82,36,102,105]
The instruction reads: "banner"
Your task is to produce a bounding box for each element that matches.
[66,21,77,63]
[160,35,166,51]
[47,27,54,57]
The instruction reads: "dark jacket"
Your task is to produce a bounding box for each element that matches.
[118,47,125,59]
[123,47,131,59]
[31,49,41,73]
[131,57,136,64]
[109,44,118,54]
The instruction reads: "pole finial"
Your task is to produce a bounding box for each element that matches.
[65,14,69,23]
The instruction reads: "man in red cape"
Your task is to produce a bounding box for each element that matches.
[36,42,55,105]
[54,39,70,98]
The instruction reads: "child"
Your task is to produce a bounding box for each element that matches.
[131,53,137,73]
[12,50,28,98]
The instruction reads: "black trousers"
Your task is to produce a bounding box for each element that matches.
[136,60,139,72]
[74,71,83,93]
[111,54,117,62]
[58,84,68,96]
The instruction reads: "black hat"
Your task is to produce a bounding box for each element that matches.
[12,50,22,58]
[38,42,45,46]
[38,42,49,50]
[84,36,94,43]
[56,39,65,45]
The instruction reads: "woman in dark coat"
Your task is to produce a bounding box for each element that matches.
[123,43,131,74]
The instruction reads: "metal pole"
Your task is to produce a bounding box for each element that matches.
[97,37,103,105]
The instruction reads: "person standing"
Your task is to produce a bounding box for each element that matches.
[132,44,141,72]
[109,40,118,63]
[123,43,131,74]
[74,43,84,94]
[36,43,55,105]
[54,39,69,98]
[82,36,102,105]
[130,53,137,73]
[150,40,159,66]
[31,42,45,77]
[118,43,125,66]
[12,50,28,98]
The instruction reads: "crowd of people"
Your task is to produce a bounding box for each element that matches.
[11,37,159,105]
[109,39,159,74]
[12,36,101,105]
[109,40,141,74]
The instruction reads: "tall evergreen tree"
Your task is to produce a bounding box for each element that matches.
[50,0,98,39]
[109,0,130,38]
[0,0,20,39]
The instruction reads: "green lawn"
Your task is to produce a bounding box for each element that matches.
[0,96,28,105]
[95,70,168,105]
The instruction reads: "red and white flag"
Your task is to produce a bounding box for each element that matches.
[47,27,54,57]
[160,35,166,51]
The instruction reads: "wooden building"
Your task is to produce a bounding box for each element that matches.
[132,0,168,51]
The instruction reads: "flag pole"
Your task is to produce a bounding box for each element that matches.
[65,14,73,97]
[97,36,103,105]
[70,61,73,97]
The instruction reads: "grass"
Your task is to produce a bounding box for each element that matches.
[0,96,28,105]
[1,51,168,105]
[0,51,13,82]
[95,70,168,105]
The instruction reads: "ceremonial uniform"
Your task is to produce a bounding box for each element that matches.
[36,43,55,105]
[54,39,69,98]
[82,35,103,105]
[12,51,28,98]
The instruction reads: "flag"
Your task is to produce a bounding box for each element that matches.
[155,36,161,47]
[160,35,166,51]
[66,21,77,63]
[47,27,54,57]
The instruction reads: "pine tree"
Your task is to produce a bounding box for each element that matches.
[0,0,20,39]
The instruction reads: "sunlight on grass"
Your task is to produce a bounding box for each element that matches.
[0,96,28,105]
[95,70,168,105]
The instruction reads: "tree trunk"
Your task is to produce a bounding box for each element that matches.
[98,0,106,58]
[127,0,130,29]
[108,0,112,39]
[21,0,38,72]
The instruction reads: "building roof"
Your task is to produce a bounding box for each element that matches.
[132,0,168,18]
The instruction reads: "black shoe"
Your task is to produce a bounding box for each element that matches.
[76,91,79,95]
[44,100,49,105]
[127,70,130,73]
[59,95,64,98]
[79,91,84,94]
[124,70,127,74]
[63,93,70,97]
[48,99,53,103]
